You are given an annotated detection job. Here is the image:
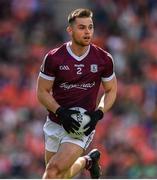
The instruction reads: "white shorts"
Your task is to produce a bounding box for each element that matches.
[43,117,95,152]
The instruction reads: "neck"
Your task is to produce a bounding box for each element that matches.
[70,41,89,57]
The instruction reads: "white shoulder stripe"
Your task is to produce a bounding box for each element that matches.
[39,72,55,81]
[107,52,114,65]
[41,53,48,72]
[101,72,115,82]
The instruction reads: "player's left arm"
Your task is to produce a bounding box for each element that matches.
[84,76,117,136]
[98,76,117,113]
[84,51,117,135]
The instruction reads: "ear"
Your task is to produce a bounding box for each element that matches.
[66,26,72,36]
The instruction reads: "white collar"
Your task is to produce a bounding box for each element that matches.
[66,41,90,61]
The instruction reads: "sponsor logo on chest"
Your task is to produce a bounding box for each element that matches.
[60,81,95,90]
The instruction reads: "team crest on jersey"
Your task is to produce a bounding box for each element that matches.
[90,64,98,73]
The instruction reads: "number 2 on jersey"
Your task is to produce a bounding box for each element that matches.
[77,67,82,74]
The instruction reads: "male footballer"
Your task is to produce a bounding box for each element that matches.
[37,8,117,179]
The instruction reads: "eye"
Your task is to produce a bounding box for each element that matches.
[89,25,94,30]
[78,25,85,29]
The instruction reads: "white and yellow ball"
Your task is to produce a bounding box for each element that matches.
[69,107,90,139]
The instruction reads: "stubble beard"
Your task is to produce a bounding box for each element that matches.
[73,35,91,47]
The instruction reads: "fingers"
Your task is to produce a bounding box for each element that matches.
[72,120,80,128]
[84,111,90,116]
[84,127,94,136]
[74,131,82,136]
[65,128,70,134]
[69,128,75,133]
[66,127,75,134]
[83,126,90,132]
[69,130,83,137]
[69,110,80,114]
[63,124,77,133]
[66,119,80,131]
[84,121,90,129]
[71,124,79,131]
[84,128,91,136]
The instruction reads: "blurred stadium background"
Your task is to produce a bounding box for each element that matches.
[0,0,157,178]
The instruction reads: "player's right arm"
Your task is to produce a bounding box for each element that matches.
[37,51,61,113]
[37,76,80,133]
[36,76,60,113]
[37,75,81,134]
[37,52,80,133]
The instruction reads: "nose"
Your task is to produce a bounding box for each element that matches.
[85,28,90,34]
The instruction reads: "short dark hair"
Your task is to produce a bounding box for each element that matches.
[68,8,93,25]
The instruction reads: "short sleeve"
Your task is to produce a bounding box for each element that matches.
[101,52,115,82]
[39,53,55,81]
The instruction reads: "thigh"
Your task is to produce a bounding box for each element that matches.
[48,142,84,172]
[62,130,95,150]
[43,117,64,152]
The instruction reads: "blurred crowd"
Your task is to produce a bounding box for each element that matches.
[0,0,157,178]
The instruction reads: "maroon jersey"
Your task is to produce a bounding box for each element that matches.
[39,42,115,124]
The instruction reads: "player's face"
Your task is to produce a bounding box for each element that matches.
[70,17,94,46]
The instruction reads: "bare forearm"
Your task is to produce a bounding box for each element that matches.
[98,90,116,113]
[98,76,117,113]
[37,91,60,113]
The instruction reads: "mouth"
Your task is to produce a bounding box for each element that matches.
[83,36,90,40]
